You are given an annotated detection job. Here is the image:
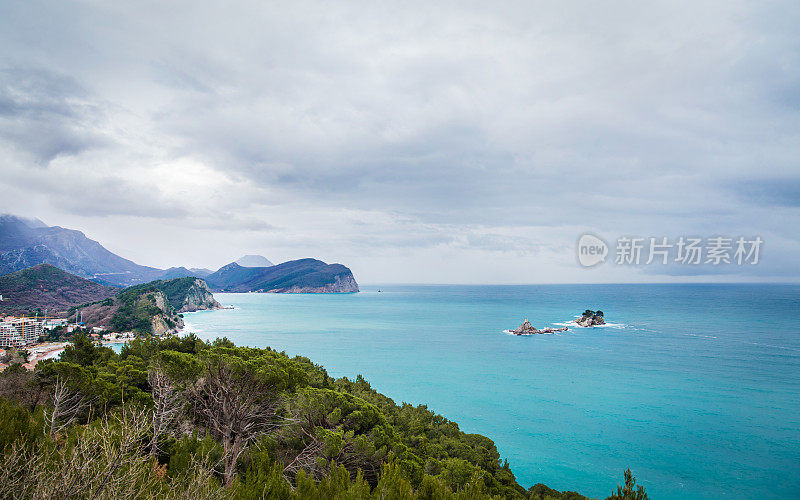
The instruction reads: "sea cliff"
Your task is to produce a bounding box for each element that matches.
[173,278,223,312]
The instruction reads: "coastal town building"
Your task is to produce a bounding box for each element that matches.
[102,331,134,342]
[66,322,86,333]
[44,318,68,330]
[0,316,44,348]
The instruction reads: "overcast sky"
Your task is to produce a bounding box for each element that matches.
[1,0,798,283]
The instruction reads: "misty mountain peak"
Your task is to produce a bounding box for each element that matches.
[235,255,274,267]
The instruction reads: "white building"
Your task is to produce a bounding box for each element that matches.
[0,317,44,348]
[44,318,68,330]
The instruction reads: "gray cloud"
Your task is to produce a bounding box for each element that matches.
[0,0,798,282]
[727,178,800,207]
[0,67,111,164]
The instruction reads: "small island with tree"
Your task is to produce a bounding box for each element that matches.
[574,310,605,327]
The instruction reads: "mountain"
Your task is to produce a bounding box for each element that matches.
[204,262,264,290]
[157,267,196,280]
[0,214,163,286]
[0,264,118,314]
[159,267,218,279]
[77,277,222,335]
[206,258,359,293]
[235,254,274,267]
[188,267,213,278]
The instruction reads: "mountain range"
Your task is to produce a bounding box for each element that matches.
[0,214,164,286]
[0,214,358,293]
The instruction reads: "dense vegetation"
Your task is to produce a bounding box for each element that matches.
[580,310,603,320]
[110,289,179,333]
[0,263,117,315]
[0,334,647,499]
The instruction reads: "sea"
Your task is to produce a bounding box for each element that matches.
[182,284,800,499]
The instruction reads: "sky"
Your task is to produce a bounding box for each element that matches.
[1,0,798,283]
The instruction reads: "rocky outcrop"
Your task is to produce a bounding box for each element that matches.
[134,290,184,335]
[574,310,605,327]
[77,287,185,335]
[175,278,222,312]
[512,319,538,334]
[264,273,360,293]
[510,319,568,335]
[150,291,184,335]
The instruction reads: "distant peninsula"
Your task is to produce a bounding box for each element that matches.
[205,258,359,293]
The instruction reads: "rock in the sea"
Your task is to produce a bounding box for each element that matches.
[511,319,568,335]
[574,309,605,327]
[513,319,539,334]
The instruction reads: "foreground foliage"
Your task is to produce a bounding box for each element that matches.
[0,334,647,499]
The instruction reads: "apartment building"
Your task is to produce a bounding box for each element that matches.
[0,317,44,348]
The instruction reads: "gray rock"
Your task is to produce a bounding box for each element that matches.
[510,319,568,335]
[176,279,223,313]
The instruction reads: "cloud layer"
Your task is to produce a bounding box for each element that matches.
[1,1,798,282]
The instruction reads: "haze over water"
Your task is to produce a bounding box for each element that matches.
[184,284,800,499]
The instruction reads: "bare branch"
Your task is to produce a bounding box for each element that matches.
[43,376,88,438]
[188,357,285,486]
[148,363,185,456]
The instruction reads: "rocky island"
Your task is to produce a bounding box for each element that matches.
[574,309,605,327]
[508,319,568,335]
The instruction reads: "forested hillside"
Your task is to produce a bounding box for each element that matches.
[68,277,221,335]
[0,335,647,499]
[0,263,117,314]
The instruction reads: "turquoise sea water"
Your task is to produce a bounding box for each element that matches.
[183,284,800,499]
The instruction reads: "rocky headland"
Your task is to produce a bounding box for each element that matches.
[205,258,359,293]
[173,278,223,312]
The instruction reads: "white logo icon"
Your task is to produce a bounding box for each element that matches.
[577,234,608,267]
